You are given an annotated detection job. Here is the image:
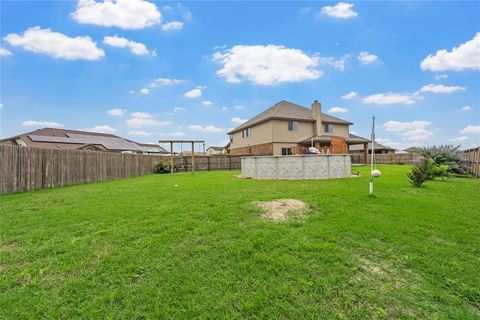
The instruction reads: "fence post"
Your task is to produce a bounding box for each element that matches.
[207,156,210,171]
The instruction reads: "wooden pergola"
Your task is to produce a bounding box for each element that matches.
[158,140,205,173]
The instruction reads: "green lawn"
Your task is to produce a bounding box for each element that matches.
[1,165,479,319]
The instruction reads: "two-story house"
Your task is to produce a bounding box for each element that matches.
[228,100,369,157]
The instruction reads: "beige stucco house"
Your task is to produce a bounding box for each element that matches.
[228,100,369,157]
[206,146,227,155]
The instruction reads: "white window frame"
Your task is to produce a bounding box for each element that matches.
[288,120,298,132]
[242,128,251,138]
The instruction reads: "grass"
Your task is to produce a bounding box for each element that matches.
[1,165,479,319]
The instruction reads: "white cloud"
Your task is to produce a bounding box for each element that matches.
[341,91,357,100]
[318,56,347,71]
[320,2,358,19]
[184,88,202,98]
[231,117,248,126]
[460,125,480,134]
[201,100,213,106]
[173,107,186,112]
[4,26,104,60]
[126,112,172,128]
[213,45,323,85]
[420,32,480,71]
[383,120,431,132]
[0,47,12,57]
[358,51,378,65]
[70,0,161,30]
[234,105,245,110]
[83,125,117,134]
[188,125,203,131]
[107,108,125,116]
[140,88,150,95]
[188,124,224,133]
[221,107,228,111]
[161,21,184,31]
[449,136,469,142]
[383,120,433,141]
[159,131,186,137]
[328,107,348,113]
[419,84,466,94]
[103,36,150,55]
[22,120,64,128]
[401,128,433,141]
[461,105,472,112]
[363,92,418,105]
[128,130,151,136]
[435,74,448,80]
[149,78,185,87]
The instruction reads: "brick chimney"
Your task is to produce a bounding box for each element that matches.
[311,100,322,136]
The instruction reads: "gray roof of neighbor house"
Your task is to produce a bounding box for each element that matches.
[228,100,353,134]
[0,128,168,153]
[137,143,169,154]
[404,147,422,153]
[207,146,224,151]
[349,142,396,151]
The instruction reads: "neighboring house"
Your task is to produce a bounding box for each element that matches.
[350,142,396,155]
[228,100,369,156]
[206,146,227,155]
[404,147,422,154]
[0,128,168,154]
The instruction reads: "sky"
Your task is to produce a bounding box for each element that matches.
[1,0,479,151]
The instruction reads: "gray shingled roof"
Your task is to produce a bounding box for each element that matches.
[349,141,395,151]
[228,100,353,134]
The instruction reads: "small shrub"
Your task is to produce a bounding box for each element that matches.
[433,164,450,180]
[154,161,176,174]
[407,163,428,187]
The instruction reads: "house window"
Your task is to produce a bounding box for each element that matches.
[324,123,333,133]
[230,135,233,143]
[281,148,292,155]
[242,128,251,138]
[288,121,298,132]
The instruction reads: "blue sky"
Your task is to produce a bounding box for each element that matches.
[1,0,479,150]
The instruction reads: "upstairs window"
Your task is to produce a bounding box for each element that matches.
[242,128,251,138]
[288,121,298,132]
[324,123,333,133]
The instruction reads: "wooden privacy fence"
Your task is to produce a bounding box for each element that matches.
[462,147,480,177]
[0,145,242,194]
[173,155,241,172]
[350,153,423,165]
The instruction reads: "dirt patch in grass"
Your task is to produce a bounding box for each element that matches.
[254,199,308,222]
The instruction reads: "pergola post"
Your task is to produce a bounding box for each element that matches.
[159,140,205,175]
[191,141,195,174]
[170,141,174,173]
[364,143,368,164]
